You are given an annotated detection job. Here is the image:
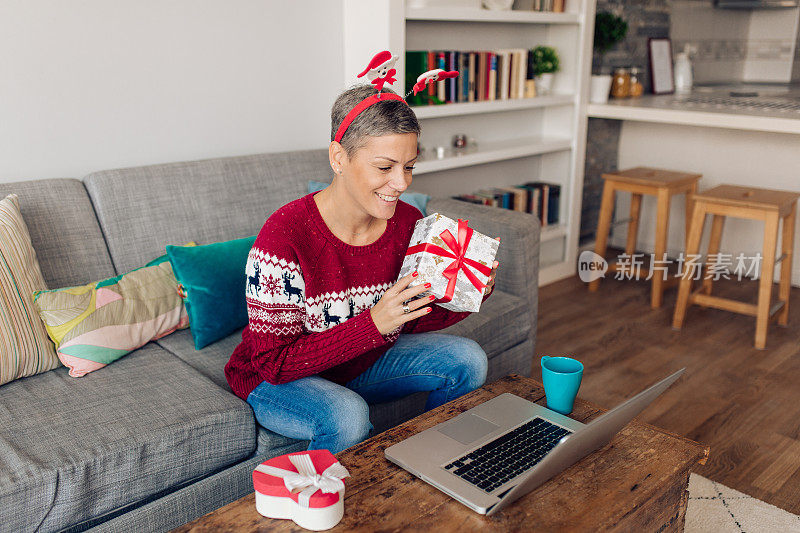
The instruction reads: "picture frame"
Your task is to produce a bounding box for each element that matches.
[648,38,674,95]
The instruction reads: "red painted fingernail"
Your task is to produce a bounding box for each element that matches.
[429,295,435,301]
[427,307,432,313]
[412,271,418,277]
[425,282,432,289]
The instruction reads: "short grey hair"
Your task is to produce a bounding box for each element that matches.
[330,85,421,158]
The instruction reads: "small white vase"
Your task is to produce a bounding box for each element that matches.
[590,74,613,104]
[536,73,554,95]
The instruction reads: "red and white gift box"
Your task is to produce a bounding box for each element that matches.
[253,450,350,531]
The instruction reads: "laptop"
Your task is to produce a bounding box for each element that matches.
[384,368,684,516]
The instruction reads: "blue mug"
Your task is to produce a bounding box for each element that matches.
[541,356,584,415]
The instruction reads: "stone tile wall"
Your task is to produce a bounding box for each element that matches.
[582,1,671,243]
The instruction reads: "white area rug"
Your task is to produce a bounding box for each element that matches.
[686,473,800,532]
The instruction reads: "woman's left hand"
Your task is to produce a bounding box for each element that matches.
[485,259,499,295]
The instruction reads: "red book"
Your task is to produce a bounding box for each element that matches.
[427,51,436,98]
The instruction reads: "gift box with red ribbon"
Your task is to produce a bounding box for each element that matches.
[253,450,350,531]
[399,213,499,313]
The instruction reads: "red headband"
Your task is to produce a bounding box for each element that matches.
[333,93,408,144]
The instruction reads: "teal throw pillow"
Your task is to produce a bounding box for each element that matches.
[167,235,256,349]
[308,181,430,215]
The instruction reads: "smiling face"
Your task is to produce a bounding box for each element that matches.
[332,133,418,220]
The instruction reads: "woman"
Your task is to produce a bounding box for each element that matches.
[224,84,499,453]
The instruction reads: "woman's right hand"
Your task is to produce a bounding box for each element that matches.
[370,271,434,335]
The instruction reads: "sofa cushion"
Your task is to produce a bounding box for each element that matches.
[0,178,115,288]
[0,343,256,533]
[32,258,189,377]
[167,236,256,349]
[0,194,60,385]
[84,149,331,274]
[439,289,530,358]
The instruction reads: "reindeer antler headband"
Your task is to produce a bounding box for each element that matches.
[333,50,459,144]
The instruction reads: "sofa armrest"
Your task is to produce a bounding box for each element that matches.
[425,198,540,343]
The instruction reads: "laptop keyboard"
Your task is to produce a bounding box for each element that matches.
[443,417,571,493]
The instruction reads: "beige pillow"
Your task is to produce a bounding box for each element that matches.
[0,194,60,385]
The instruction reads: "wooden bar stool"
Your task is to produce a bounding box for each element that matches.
[672,185,799,350]
[589,167,702,308]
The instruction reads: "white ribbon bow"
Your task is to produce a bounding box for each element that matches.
[255,454,350,508]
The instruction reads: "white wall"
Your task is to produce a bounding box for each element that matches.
[0,0,344,183]
[743,8,800,82]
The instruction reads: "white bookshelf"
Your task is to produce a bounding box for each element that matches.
[414,136,572,174]
[413,93,574,118]
[404,7,580,24]
[343,0,595,287]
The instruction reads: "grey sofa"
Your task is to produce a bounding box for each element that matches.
[0,149,540,532]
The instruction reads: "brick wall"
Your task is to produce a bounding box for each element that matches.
[582,1,671,243]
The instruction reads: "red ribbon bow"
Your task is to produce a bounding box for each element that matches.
[405,219,492,303]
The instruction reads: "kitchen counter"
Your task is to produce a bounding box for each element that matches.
[585,83,800,286]
[587,84,800,134]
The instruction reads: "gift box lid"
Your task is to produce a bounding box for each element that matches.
[253,450,345,508]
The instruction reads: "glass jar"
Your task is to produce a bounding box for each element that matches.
[629,67,644,97]
[611,67,631,98]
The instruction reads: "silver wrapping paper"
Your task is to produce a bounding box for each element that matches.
[398,213,499,313]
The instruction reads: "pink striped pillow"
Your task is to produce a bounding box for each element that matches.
[0,194,60,385]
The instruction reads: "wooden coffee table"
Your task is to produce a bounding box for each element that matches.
[174,375,709,532]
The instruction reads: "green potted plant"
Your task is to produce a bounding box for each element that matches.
[530,46,560,96]
[591,11,628,103]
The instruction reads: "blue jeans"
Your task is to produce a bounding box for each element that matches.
[246,333,487,454]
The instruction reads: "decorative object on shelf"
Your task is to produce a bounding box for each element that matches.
[610,66,631,98]
[482,0,514,10]
[591,11,628,104]
[648,38,674,95]
[673,44,695,95]
[629,67,644,97]
[435,146,447,158]
[253,450,350,531]
[452,134,468,149]
[399,214,499,313]
[530,45,559,96]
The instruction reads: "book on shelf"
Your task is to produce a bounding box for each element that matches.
[497,187,527,212]
[473,189,500,207]
[447,51,457,103]
[405,50,428,106]
[488,53,497,102]
[525,51,537,98]
[468,52,476,102]
[452,194,485,206]
[477,52,486,101]
[427,51,436,97]
[406,49,540,106]
[518,182,561,226]
[522,0,565,13]
[458,52,468,103]
[516,49,528,102]
[453,181,560,226]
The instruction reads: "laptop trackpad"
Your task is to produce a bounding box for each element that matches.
[437,414,500,445]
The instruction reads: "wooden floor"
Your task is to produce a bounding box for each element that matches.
[535,273,800,514]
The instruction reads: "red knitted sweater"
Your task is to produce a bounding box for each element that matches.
[224,193,490,400]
